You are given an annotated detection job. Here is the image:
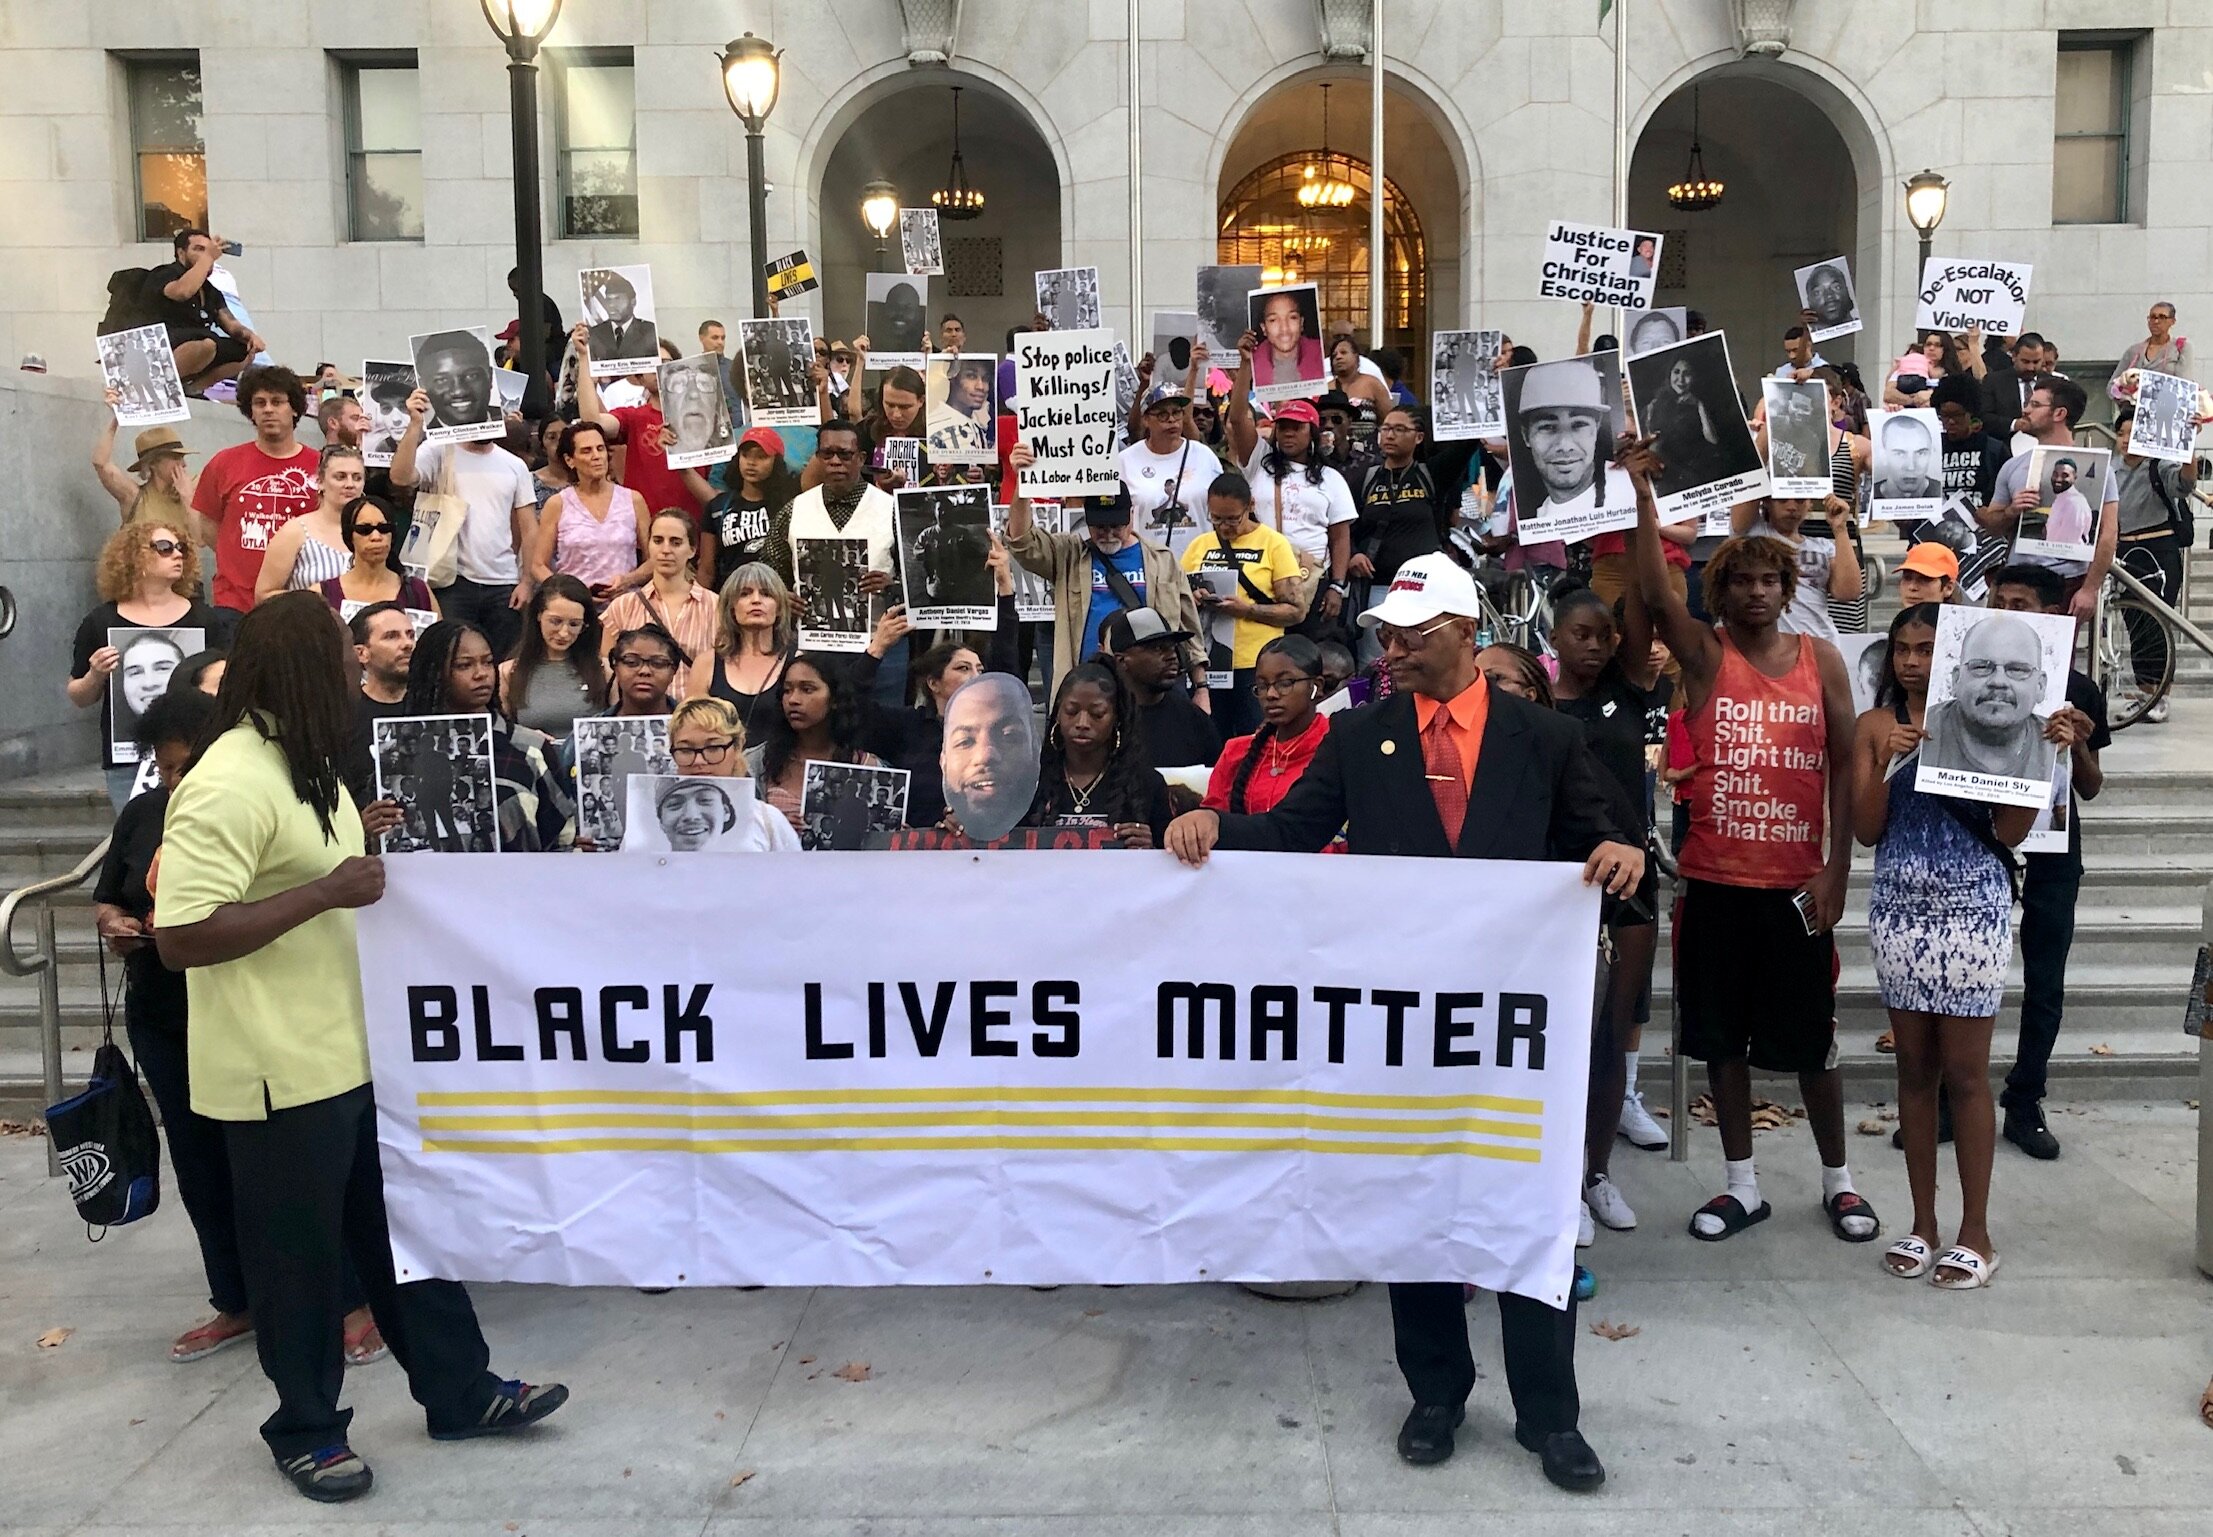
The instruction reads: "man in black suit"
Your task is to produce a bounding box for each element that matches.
[584,270,657,363]
[1165,552,1643,1494]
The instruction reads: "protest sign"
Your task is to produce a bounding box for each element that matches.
[1538,221,1662,310]
[98,324,189,427]
[661,352,735,469]
[900,207,944,276]
[765,250,819,301]
[2014,444,2110,562]
[408,328,503,444]
[105,626,202,767]
[994,502,1058,622]
[896,484,997,629]
[1916,605,2071,810]
[1036,266,1102,330]
[1500,351,1637,545]
[1625,308,1687,358]
[373,714,498,852]
[800,762,910,850]
[1868,407,1944,523]
[362,360,415,467]
[926,353,998,464]
[1013,328,1120,497]
[1430,330,1503,441]
[1246,283,1326,403]
[1761,377,1833,500]
[579,264,660,377]
[1149,309,1203,389]
[737,317,816,430]
[1915,258,2032,337]
[573,715,674,848]
[796,537,873,653]
[881,436,922,485]
[619,775,764,854]
[2127,370,2200,464]
[1622,332,1767,521]
[864,273,930,369]
[1795,257,1862,342]
[1195,265,1262,358]
[1836,633,1889,718]
[360,850,1598,1301]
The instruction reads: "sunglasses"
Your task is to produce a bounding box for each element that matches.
[351,521,392,536]
[146,539,183,556]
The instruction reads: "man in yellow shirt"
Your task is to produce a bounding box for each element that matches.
[156,592,567,1503]
[1179,469,1306,735]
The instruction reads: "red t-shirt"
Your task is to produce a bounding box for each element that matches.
[192,441,321,611]
[610,404,702,525]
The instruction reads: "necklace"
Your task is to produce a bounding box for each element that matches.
[1065,771,1102,813]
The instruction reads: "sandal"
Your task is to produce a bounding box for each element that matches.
[1826,1191,1880,1243]
[1931,1245,2000,1290]
[1883,1236,1934,1279]
[1875,1028,1896,1054]
[343,1311,388,1367]
[170,1313,254,1364]
[1688,1193,1772,1242]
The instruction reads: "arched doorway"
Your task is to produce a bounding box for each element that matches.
[1215,72,1466,390]
[816,75,1061,351]
[1630,64,1875,392]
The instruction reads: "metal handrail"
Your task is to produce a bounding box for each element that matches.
[1,836,109,1175]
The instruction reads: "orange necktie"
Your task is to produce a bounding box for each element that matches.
[1422,709,1466,850]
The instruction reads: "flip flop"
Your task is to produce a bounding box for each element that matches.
[1688,1193,1772,1242]
[1875,1029,1896,1054]
[1883,1236,1933,1279]
[1826,1190,1880,1243]
[343,1313,388,1367]
[1931,1245,2001,1290]
[170,1315,253,1364]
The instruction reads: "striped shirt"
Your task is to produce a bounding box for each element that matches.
[600,582,719,698]
[287,532,354,591]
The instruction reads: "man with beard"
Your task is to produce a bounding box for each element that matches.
[1871,410,1942,500]
[584,270,657,363]
[1102,607,1219,768]
[2040,457,2095,548]
[1978,374,2117,614]
[938,671,1037,842]
[413,331,496,431]
[1921,613,2056,783]
[1801,263,1854,330]
[1513,359,1633,521]
[346,601,418,804]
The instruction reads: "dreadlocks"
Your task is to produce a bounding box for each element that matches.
[402,619,498,718]
[204,590,354,841]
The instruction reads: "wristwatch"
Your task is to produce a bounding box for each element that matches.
[1327,580,1349,596]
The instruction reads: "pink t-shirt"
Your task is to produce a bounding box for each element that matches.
[551,485,643,589]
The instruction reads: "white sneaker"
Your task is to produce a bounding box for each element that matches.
[1585,1173,1637,1230]
[1577,1199,1596,1248]
[1618,1089,1670,1151]
[2147,695,2170,724]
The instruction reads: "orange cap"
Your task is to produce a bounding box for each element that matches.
[1899,543,1959,581]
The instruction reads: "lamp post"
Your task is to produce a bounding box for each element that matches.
[1904,168,1950,286]
[860,180,900,270]
[720,32,783,318]
[481,0,563,388]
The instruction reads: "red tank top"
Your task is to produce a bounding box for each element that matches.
[1677,630,1829,889]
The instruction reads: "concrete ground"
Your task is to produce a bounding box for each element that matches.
[2,1101,2209,1537]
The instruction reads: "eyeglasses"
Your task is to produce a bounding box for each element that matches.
[613,653,677,672]
[817,445,859,460]
[351,522,391,536]
[1251,674,1319,697]
[1963,659,2038,682]
[146,539,183,556]
[1375,616,1461,654]
[672,739,736,764]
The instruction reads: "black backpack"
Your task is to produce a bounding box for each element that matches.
[97,267,160,338]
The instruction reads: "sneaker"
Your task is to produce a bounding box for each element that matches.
[1585,1173,1637,1231]
[278,1444,373,1503]
[2146,696,2170,724]
[428,1380,571,1442]
[2003,1103,2061,1160]
[1577,1200,1595,1248]
[1618,1090,1669,1151]
[1572,1263,1597,1302]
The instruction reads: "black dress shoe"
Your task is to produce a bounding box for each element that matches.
[2003,1103,2061,1160]
[1514,1424,1606,1491]
[1396,1403,1465,1465]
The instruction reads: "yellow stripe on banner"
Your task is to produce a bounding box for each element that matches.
[417,1108,1543,1140]
[420,1133,1544,1162]
[415,1084,1546,1116]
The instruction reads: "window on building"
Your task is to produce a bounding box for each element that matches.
[555,52,638,238]
[2053,36,2140,225]
[343,57,423,242]
[126,55,205,241]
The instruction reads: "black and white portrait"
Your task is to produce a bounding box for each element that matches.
[579,264,659,377]
[618,774,763,854]
[2128,369,2197,464]
[1431,329,1504,443]
[737,316,816,429]
[1195,265,1262,359]
[1761,376,1833,499]
[373,714,498,852]
[896,484,997,628]
[1795,257,1862,342]
[98,324,189,427]
[361,360,415,467]
[1624,308,1686,359]
[1149,309,1202,389]
[926,353,998,464]
[800,761,911,850]
[1836,632,1889,718]
[1916,605,2071,809]
[865,273,930,367]
[1501,351,1637,545]
[1245,283,1326,402]
[105,626,202,765]
[1035,266,1102,331]
[407,328,502,443]
[2014,444,2110,561]
[1868,407,1944,520]
[938,672,1039,843]
[572,714,675,847]
[900,207,944,276]
[660,352,736,469]
[1623,333,1766,519]
[993,501,1058,622]
[795,536,872,653]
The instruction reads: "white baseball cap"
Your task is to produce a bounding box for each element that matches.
[1356,553,1484,630]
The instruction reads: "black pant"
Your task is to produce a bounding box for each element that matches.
[1388,1282,1580,1435]
[2117,534,2184,686]
[434,577,524,659]
[2005,859,2081,1110]
[224,1085,499,1460]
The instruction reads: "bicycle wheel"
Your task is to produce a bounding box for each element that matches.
[2098,594,2176,732]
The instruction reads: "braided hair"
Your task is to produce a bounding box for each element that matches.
[1224,635,1323,814]
[402,619,501,719]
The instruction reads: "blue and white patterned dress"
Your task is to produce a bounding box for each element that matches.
[1867,753,2014,1015]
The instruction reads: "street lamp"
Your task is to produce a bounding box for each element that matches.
[481,0,563,388]
[860,179,900,268]
[720,32,783,317]
[1904,168,1950,280]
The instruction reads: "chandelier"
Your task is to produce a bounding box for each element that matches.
[930,86,984,220]
[1298,84,1357,208]
[1666,85,1724,212]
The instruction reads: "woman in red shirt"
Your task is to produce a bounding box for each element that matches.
[1204,635,1332,824]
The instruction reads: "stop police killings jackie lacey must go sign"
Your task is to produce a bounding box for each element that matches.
[358,850,1601,1304]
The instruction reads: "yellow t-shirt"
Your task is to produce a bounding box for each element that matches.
[155,721,371,1121]
[1181,524,1302,670]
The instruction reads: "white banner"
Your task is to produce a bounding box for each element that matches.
[1915,258,2032,337]
[361,852,1598,1305]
